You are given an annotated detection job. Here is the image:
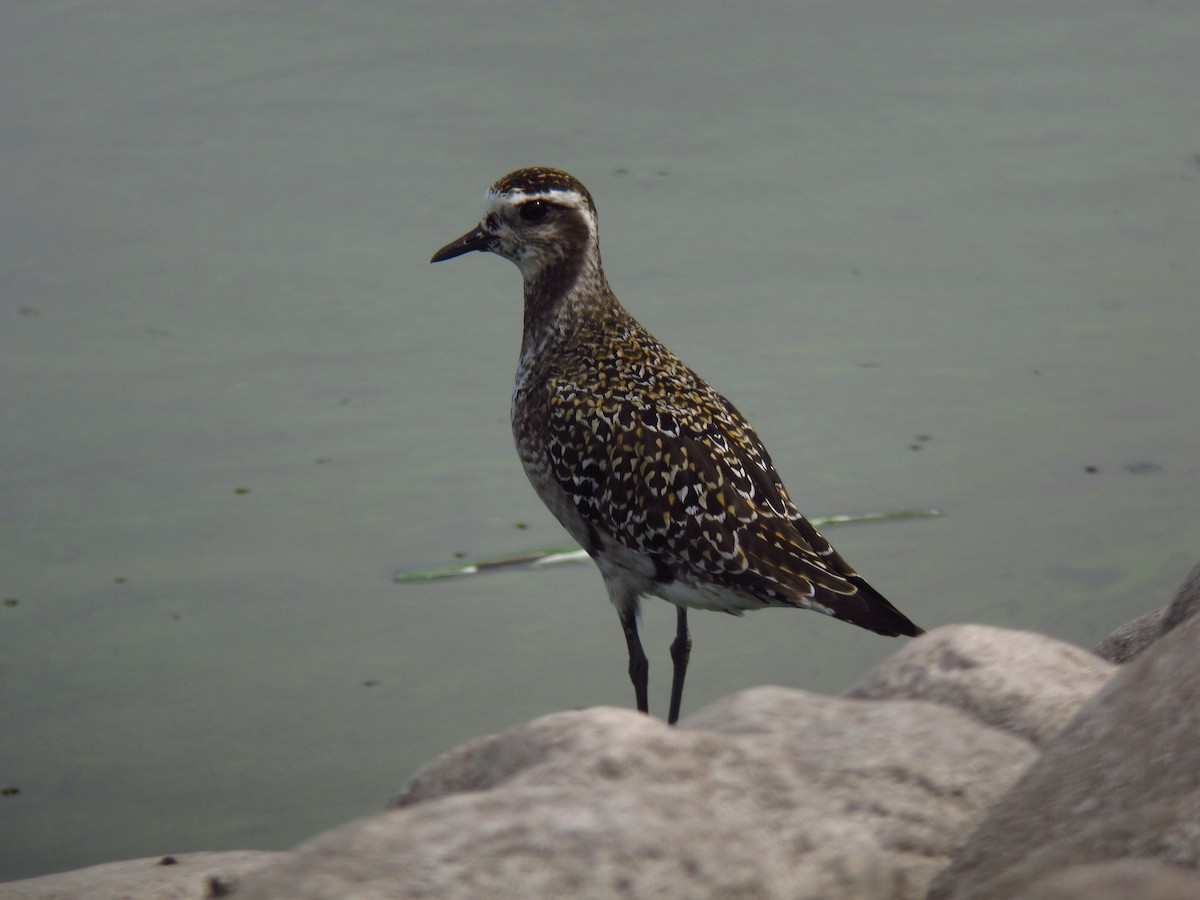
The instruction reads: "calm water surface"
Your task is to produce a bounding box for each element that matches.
[2,0,1199,881]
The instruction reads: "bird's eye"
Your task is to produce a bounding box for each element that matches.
[518,200,549,223]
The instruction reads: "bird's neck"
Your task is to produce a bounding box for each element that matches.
[519,243,618,365]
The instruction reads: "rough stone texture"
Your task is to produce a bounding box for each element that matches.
[928,610,1200,900]
[843,624,1114,746]
[26,617,1187,900]
[1160,559,1200,635]
[1094,560,1200,663]
[231,691,1035,899]
[0,852,281,900]
[1093,607,1167,663]
[1020,860,1200,900]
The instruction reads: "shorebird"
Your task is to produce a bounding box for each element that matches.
[431,167,923,724]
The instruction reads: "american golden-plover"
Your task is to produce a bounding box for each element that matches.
[432,167,923,724]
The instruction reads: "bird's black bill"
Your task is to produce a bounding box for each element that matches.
[430,226,491,263]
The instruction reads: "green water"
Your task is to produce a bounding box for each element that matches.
[3,0,1199,882]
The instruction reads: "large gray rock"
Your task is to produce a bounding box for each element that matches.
[1160,559,1200,634]
[1094,560,1200,663]
[928,609,1200,900]
[1020,860,1200,900]
[844,624,1114,746]
[0,852,280,900]
[1093,607,1167,663]
[231,690,1036,899]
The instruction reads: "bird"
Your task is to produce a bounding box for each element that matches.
[431,166,923,725]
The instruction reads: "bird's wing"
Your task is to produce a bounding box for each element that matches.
[544,362,863,607]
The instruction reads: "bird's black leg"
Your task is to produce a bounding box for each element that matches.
[667,605,691,725]
[618,605,649,715]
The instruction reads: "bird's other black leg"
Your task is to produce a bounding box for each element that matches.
[667,605,691,725]
[618,603,649,716]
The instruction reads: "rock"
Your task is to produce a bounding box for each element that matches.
[1160,559,1200,635]
[844,624,1114,746]
[927,610,1200,900]
[1020,860,1200,900]
[1094,560,1200,663]
[1093,607,1166,663]
[0,851,280,900]
[231,691,1036,899]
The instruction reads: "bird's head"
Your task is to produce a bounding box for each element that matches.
[431,167,601,286]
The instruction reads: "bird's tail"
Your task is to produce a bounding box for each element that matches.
[840,575,924,637]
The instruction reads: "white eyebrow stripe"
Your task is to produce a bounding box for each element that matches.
[484,188,598,239]
[486,188,588,212]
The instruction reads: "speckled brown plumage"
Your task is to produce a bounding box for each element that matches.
[432,166,923,723]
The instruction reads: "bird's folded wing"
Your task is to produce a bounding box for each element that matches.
[546,386,862,605]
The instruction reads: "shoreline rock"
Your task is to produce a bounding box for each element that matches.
[1093,559,1200,663]
[928,603,1200,899]
[0,852,281,900]
[843,623,1113,746]
[234,689,1036,899]
[5,561,1199,899]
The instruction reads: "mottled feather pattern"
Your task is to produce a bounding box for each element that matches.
[492,167,596,203]
[518,300,877,619]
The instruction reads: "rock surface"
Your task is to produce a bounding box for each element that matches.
[230,676,1037,899]
[843,623,1113,746]
[1094,561,1200,663]
[0,852,280,900]
[1093,607,1167,663]
[1159,560,1200,634]
[13,607,1200,899]
[1019,860,1200,900]
[928,610,1200,899]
